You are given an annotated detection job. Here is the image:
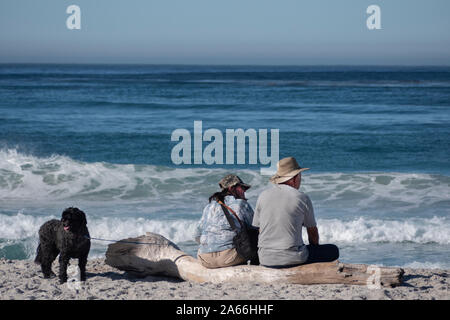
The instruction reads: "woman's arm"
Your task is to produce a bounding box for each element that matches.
[194,223,202,244]
[194,205,209,244]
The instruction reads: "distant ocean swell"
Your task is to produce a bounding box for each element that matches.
[3,78,450,88]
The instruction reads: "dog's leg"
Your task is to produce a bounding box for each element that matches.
[78,256,88,281]
[34,243,42,264]
[35,243,52,278]
[58,254,70,284]
[40,244,58,278]
[41,262,54,278]
[79,256,87,281]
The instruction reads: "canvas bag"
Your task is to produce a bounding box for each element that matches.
[217,200,259,263]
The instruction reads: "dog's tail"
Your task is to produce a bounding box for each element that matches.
[34,243,42,265]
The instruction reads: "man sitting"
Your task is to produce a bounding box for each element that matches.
[253,157,339,267]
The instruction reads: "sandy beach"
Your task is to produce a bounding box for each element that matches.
[0,258,448,300]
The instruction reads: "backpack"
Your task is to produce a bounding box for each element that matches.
[217,200,259,264]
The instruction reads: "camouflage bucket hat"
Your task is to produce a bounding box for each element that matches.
[218,174,251,190]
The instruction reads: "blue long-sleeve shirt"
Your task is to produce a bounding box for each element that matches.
[195,196,255,254]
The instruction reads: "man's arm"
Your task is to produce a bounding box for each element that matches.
[302,194,318,245]
[307,226,319,245]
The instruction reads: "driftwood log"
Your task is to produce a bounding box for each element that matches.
[105,232,404,287]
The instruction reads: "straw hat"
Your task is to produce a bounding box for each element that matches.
[270,157,309,184]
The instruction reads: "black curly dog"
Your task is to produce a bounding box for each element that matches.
[35,207,91,284]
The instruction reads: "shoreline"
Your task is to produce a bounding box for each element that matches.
[0,258,448,300]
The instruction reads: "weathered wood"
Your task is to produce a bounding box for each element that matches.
[105,232,404,287]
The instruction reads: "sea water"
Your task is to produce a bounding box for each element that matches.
[0,64,449,269]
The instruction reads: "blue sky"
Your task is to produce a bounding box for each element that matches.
[0,0,449,65]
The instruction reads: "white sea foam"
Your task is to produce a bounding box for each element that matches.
[2,213,449,246]
[0,212,57,240]
[0,212,200,259]
[0,213,198,243]
[1,149,449,216]
[2,211,449,266]
[1,148,450,263]
[316,216,450,244]
[87,217,199,244]
[0,149,264,204]
[304,172,450,213]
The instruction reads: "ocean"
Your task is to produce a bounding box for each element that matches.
[0,64,449,269]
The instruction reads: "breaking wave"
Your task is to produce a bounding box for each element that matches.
[1,149,449,215]
[1,212,449,260]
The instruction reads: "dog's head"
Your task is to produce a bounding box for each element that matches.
[61,207,87,233]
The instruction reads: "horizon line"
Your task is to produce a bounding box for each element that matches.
[1,62,450,68]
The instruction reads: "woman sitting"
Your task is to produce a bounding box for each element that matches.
[195,174,257,268]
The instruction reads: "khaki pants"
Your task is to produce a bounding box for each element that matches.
[197,248,247,269]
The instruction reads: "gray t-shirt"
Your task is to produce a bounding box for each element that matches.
[252,184,317,266]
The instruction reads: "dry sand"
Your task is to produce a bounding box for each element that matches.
[0,258,448,300]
